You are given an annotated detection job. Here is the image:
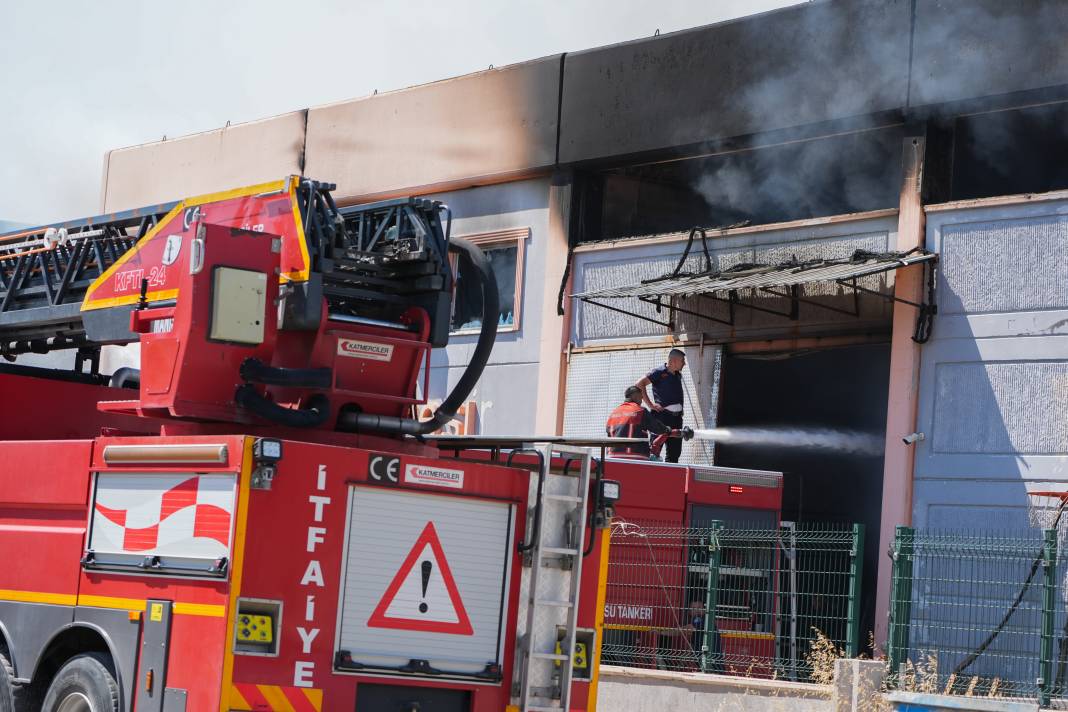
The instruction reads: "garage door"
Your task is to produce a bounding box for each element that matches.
[336,487,515,679]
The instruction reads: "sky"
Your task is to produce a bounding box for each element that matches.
[0,0,801,226]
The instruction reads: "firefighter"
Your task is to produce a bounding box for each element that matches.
[605,386,672,459]
[634,349,687,463]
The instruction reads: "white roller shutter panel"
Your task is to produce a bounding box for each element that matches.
[336,487,514,678]
[563,344,722,464]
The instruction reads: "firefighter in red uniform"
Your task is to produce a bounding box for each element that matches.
[605,386,674,459]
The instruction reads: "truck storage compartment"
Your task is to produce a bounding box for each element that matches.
[336,487,515,681]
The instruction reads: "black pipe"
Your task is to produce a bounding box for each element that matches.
[240,358,331,389]
[338,237,498,436]
[234,384,330,428]
[511,449,546,553]
[583,456,605,557]
[108,366,141,390]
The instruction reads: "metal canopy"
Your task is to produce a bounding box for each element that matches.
[571,227,939,343]
[573,251,936,301]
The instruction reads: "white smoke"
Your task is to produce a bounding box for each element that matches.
[692,426,884,456]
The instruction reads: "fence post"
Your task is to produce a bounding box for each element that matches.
[702,520,724,674]
[781,521,799,680]
[1040,528,1058,707]
[846,523,865,658]
[887,525,914,685]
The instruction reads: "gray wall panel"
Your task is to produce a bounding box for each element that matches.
[426,362,541,436]
[932,362,1068,455]
[419,178,550,435]
[915,198,1068,529]
[939,214,1068,315]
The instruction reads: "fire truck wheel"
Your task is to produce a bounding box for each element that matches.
[0,649,14,712]
[40,653,118,712]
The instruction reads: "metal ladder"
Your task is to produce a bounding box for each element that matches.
[513,443,594,712]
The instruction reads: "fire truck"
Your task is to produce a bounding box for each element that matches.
[590,459,784,677]
[0,178,626,712]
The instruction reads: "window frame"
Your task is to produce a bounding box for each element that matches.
[449,227,528,335]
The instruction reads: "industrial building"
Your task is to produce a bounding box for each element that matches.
[94,0,1068,648]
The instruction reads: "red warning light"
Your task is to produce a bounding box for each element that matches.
[729,485,744,494]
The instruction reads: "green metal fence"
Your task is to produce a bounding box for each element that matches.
[601,520,864,681]
[887,527,1067,706]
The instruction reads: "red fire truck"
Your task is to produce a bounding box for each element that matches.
[0,178,623,712]
[591,459,784,676]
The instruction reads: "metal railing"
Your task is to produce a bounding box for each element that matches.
[601,520,863,681]
[887,526,1068,706]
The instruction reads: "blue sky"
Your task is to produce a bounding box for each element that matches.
[0,0,799,225]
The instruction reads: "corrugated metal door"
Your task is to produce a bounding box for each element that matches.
[337,487,514,677]
[562,344,722,464]
[914,200,1068,529]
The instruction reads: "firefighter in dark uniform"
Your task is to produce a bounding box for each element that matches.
[605,386,672,459]
[635,349,687,463]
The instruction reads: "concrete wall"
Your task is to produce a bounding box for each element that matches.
[99,1,1068,211]
[595,666,833,712]
[102,112,306,212]
[912,194,1068,528]
[305,58,561,204]
[909,0,1068,109]
[559,0,911,163]
[423,177,553,435]
[570,213,899,347]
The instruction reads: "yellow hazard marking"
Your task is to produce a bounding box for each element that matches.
[720,631,775,641]
[256,685,296,712]
[219,438,255,712]
[301,688,323,711]
[82,177,295,311]
[80,202,184,311]
[587,525,612,712]
[173,601,225,617]
[150,602,163,621]
[229,685,251,710]
[0,589,77,606]
[78,594,223,618]
[283,182,311,283]
[0,590,222,617]
[229,685,323,712]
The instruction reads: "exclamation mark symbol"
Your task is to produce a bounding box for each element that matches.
[419,560,432,613]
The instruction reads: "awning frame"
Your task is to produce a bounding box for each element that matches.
[572,226,939,342]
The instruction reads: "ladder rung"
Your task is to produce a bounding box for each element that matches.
[542,547,579,556]
[544,493,582,502]
[535,599,574,608]
[531,652,570,661]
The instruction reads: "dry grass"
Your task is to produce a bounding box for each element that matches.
[805,628,845,685]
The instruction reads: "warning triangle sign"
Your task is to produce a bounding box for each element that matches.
[367,521,474,635]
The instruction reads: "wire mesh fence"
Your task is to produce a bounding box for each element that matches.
[887,526,1068,706]
[601,519,863,681]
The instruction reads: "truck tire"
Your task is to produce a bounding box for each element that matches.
[0,650,14,712]
[40,653,118,712]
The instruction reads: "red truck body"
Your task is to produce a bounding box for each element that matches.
[1,393,611,710]
[0,179,613,712]
[591,459,783,674]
